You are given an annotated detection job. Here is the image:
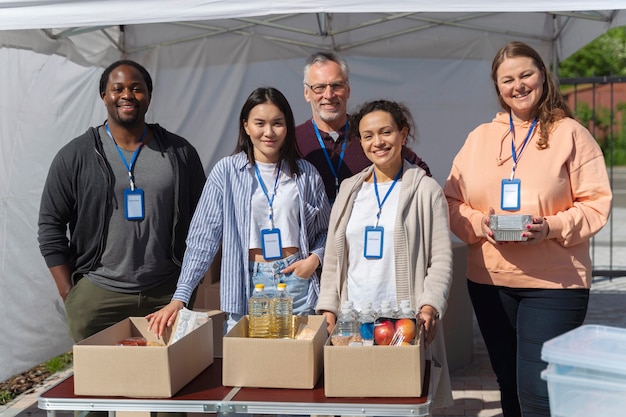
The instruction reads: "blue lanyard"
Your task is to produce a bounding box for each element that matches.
[105,123,147,191]
[509,114,538,180]
[312,119,348,199]
[253,162,281,229]
[373,167,403,227]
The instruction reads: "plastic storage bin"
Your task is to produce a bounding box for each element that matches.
[541,324,626,417]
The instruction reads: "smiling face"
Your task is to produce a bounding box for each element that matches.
[495,56,545,122]
[244,102,287,163]
[101,64,151,128]
[359,110,408,179]
[304,60,350,132]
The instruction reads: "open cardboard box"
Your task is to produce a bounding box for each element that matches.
[323,327,426,397]
[222,315,326,389]
[73,313,216,398]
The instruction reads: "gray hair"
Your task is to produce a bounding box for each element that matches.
[303,51,350,84]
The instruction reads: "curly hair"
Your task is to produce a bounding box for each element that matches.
[349,99,416,145]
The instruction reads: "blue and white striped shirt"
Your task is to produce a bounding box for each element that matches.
[173,152,330,315]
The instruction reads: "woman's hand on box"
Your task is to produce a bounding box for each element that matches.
[321,311,336,335]
[146,300,184,338]
[418,305,439,346]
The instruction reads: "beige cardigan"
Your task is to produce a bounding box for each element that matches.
[316,161,453,408]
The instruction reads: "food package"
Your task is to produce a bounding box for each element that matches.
[171,308,211,344]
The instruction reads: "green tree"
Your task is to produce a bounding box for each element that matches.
[559,26,626,77]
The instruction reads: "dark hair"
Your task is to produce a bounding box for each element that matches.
[303,51,350,83]
[99,60,153,96]
[491,41,574,149]
[350,99,417,145]
[235,87,300,175]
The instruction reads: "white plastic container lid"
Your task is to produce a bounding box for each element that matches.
[541,324,626,375]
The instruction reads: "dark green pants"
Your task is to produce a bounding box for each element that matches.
[64,277,189,342]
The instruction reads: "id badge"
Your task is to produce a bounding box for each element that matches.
[124,188,145,220]
[364,226,384,259]
[261,228,283,261]
[501,178,521,211]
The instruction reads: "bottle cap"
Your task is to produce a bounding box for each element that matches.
[277,283,287,290]
[255,283,265,289]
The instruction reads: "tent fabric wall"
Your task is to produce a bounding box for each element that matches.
[0,36,494,381]
[1,1,625,381]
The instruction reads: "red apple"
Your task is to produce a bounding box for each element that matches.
[374,320,395,345]
[395,318,417,342]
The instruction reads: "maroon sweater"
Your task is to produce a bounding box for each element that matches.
[295,118,431,202]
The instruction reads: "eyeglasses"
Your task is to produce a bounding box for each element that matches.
[305,82,348,95]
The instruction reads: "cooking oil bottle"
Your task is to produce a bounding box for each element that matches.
[270,283,293,338]
[248,283,270,338]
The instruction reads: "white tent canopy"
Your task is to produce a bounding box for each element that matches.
[2,3,625,66]
[1,1,625,381]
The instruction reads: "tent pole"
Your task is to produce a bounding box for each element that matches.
[316,13,327,37]
[551,15,560,84]
[120,25,127,58]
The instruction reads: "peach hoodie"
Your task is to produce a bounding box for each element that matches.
[444,112,612,289]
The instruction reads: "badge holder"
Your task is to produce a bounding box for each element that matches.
[364,225,384,259]
[501,178,521,211]
[261,228,283,261]
[124,188,145,220]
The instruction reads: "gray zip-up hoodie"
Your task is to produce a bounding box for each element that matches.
[38,124,206,285]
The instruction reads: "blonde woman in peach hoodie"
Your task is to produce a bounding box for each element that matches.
[444,41,612,417]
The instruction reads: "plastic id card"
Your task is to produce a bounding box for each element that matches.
[364,226,384,259]
[261,228,283,261]
[124,188,145,220]
[501,178,521,211]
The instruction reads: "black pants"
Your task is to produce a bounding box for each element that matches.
[467,280,589,417]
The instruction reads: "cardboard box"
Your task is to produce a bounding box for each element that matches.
[324,331,425,397]
[196,309,226,358]
[222,315,326,389]
[194,280,221,311]
[73,315,214,398]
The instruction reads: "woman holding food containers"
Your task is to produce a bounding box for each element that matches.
[443,41,612,416]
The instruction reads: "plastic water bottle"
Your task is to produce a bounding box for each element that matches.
[358,303,376,346]
[378,299,396,319]
[270,283,293,338]
[332,306,360,346]
[342,299,359,319]
[398,300,416,318]
[248,283,270,338]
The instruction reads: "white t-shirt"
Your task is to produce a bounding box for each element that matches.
[249,161,300,250]
[345,180,400,311]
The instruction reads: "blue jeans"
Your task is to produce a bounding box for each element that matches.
[249,251,314,316]
[224,252,315,335]
[467,280,589,417]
